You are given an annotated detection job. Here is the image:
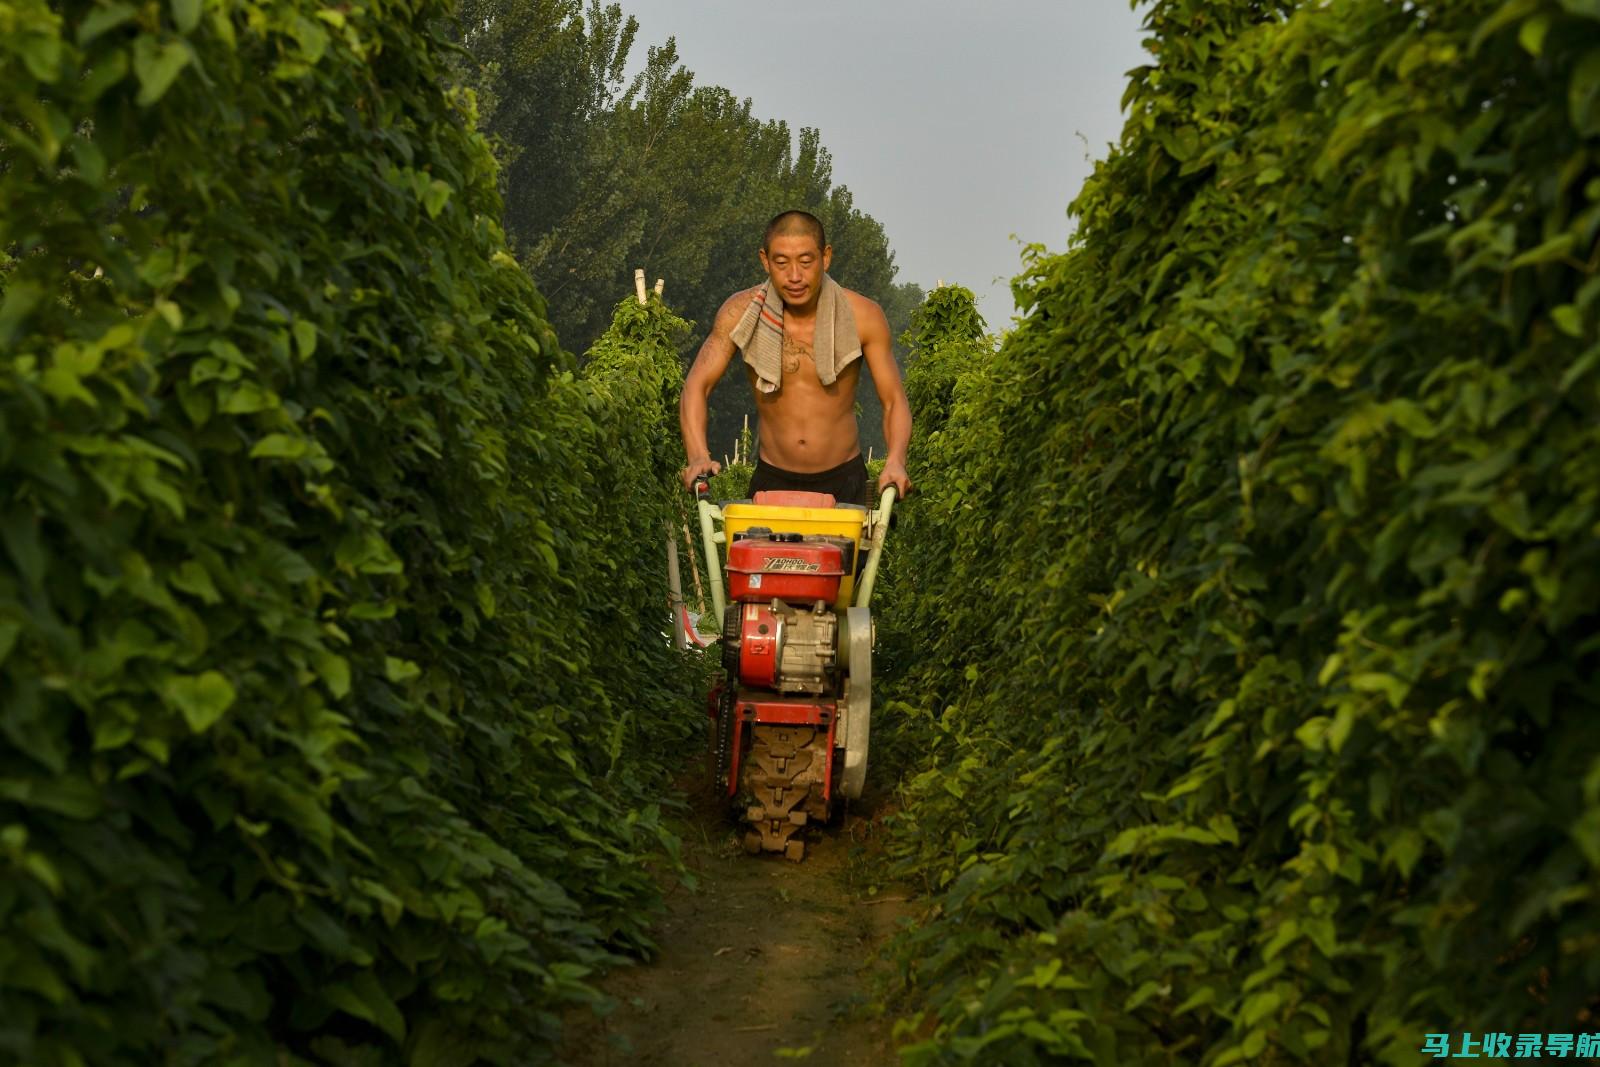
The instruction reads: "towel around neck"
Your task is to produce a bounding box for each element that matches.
[729,275,863,394]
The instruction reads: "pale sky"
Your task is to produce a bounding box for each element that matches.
[618,1,1149,332]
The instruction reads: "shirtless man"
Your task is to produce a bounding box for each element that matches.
[678,210,912,506]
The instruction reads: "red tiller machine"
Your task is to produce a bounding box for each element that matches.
[693,482,896,860]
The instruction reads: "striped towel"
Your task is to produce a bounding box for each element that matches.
[729,275,862,394]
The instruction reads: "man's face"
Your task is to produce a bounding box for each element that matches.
[759,234,832,309]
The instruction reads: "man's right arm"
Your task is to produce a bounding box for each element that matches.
[679,290,752,489]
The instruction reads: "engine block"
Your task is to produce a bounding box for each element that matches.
[737,599,836,695]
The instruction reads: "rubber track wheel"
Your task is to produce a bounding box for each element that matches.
[721,603,741,674]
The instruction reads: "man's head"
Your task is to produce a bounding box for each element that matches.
[760,210,832,310]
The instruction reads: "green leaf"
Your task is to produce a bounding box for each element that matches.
[77,3,137,45]
[132,35,193,107]
[1553,304,1584,337]
[1028,958,1062,988]
[1470,0,1541,54]
[292,319,318,360]
[1385,829,1425,878]
[1518,12,1551,54]
[352,877,405,927]
[249,433,309,459]
[14,31,64,82]
[384,657,420,684]
[219,383,275,414]
[170,0,201,34]
[1510,233,1576,269]
[136,468,185,518]
[336,531,403,575]
[40,364,98,408]
[162,670,237,733]
[1350,672,1410,709]
[1294,716,1330,751]
[0,776,103,819]
[324,972,406,1043]
[1175,986,1216,1015]
[1125,979,1165,1010]
[70,137,108,188]
[315,652,351,699]
[422,179,453,218]
[1241,990,1282,1028]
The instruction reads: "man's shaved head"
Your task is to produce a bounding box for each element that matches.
[763,210,827,252]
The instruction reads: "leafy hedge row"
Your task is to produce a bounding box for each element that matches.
[873,288,997,717]
[0,0,696,1061]
[882,1,1600,1063]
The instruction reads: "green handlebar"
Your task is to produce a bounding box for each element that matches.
[696,488,727,624]
[854,486,896,609]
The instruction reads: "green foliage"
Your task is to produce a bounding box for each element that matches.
[872,286,998,761]
[0,0,697,1061]
[706,459,752,503]
[882,1,1600,1063]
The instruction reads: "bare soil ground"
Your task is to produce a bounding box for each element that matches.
[559,766,915,1067]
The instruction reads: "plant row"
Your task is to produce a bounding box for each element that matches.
[879,1,1600,1063]
[0,0,698,1062]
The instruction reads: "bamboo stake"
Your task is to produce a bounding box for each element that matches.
[654,277,665,297]
[666,522,686,651]
[633,268,647,305]
[682,522,705,613]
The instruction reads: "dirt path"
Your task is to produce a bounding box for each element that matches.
[560,770,914,1066]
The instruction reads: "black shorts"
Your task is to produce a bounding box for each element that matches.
[748,453,869,508]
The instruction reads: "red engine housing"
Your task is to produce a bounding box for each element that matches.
[727,537,846,604]
[737,602,781,689]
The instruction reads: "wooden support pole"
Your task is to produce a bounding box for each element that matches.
[634,268,647,306]
[666,522,686,650]
[654,277,665,297]
[682,522,705,614]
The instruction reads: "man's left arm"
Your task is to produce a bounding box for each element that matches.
[855,296,913,498]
